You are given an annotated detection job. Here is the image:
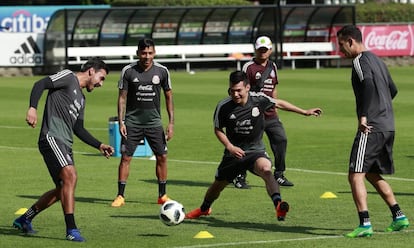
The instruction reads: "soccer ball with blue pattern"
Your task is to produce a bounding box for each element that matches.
[159,200,185,226]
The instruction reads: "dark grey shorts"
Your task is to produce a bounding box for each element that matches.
[121,125,167,156]
[38,135,74,187]
[216,152,271,182]
[349,131,394,174]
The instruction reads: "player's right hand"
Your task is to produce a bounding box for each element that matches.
[26,107,38,128]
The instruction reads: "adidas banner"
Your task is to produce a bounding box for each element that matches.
[0,33,43,66]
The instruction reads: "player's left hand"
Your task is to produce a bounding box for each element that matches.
[165,123,174,141]
[99,144,114,158]
[305,108,323,117]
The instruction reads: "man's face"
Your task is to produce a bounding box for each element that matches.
[228,81,250,105]
[255,47,272,61]
[86,68,107,92]
[137,46,155,68]
[337,35,354,58]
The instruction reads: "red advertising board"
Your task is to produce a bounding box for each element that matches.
[360,25,414,57]
[331,24,414,57]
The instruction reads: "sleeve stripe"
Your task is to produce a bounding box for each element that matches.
[353,53,364,82]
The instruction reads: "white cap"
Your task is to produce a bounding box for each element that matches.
[255,36,272,49]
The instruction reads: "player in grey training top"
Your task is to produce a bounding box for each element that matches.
[111,38,175,208]
[337,25,409,238]
[14,57,114,242]
[119,58,172,128]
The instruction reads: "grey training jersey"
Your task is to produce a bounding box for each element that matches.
[214,92,276,155]
[40,69,85,146]
[352,51,397,132]
[118,61,172,128]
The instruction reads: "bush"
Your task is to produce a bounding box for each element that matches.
[108,0,251,6]
[105,0,414,23]
[356,2,414,23]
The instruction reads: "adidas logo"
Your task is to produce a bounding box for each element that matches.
[9,35,42,65]
[14,36,41,54]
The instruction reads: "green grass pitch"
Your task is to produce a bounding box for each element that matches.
[0,67,413,247]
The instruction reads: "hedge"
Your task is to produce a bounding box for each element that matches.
[105,0,414,23]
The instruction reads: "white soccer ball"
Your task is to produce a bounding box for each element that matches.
[159,200,185,226]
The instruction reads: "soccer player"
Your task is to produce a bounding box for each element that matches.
[185,71,321,221]
[13,57,114,242]
[337,25,409,238]
[234,35,323,188]
[111,38,174,207]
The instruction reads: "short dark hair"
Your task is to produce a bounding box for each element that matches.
[80,57,109,74]
[337,25,363,43]
[229,70,248,86]
[137,38,155,51]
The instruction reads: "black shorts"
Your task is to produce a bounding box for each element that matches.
[121,125,167,156]
[216,152,271,182]
[349,131,394,174]
[38,135,74,187]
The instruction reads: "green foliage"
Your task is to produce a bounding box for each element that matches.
[356,2,414,23]
[108,0,251,6]
[1,67,414,247]
[107,0,414,23]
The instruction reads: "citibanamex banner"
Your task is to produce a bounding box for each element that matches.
[0,5,108,67]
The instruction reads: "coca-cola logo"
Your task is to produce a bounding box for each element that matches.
[365,30,409,50]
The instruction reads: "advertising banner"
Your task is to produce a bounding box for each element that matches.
[0,5,108,66]
[360,25,414,57]
[331,24,414,57]
[0,33,43,66]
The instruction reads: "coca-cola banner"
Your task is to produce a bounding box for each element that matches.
[360,25,414,57]
[332,24,414,57]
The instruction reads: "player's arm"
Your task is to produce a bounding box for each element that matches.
[388,77,398,99]
[26,77,53,128]
[73,119,114,158]
[164,89,174,141]
[275,99,322,116]
[359,77,375,133]
[214,127,245,159]
[117,89,127,138]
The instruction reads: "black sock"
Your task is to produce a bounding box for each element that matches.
[358,211,371,226]
[271,193,281,207]
[200,199,212,212]
[158,180,167,197]
[23,205,39,221]
[64,213,77,230]
[389,204,405,220]
[117,181,126,197]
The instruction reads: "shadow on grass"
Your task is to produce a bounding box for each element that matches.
[337,191,414,196]
[0,225,65,241]
[16,194,141,205]
[141,179,214,188]
[141,179,266,189]
[111,214,346,236]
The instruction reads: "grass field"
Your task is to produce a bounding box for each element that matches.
[0,67,413,248]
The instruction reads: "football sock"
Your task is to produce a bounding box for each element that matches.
[389,204,405,220]
[158,180,167,197]
[64,213,77,230]
[358,211,371,226]
[117,181,126,197]
[23,205,39,220]
[200,199,212,212]
[271,193,281,207]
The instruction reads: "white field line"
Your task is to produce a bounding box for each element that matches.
[1,145,413,182]
[171,230,414,248]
